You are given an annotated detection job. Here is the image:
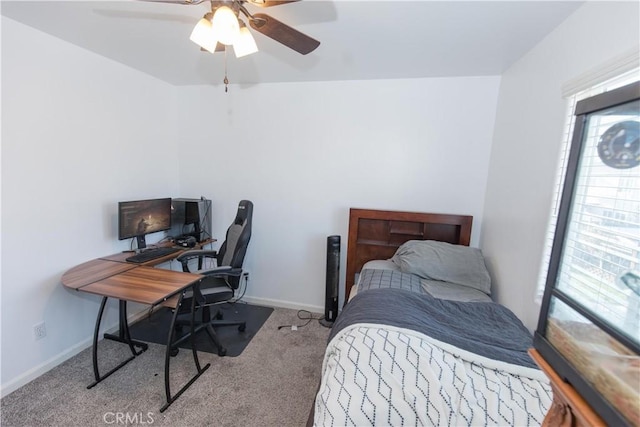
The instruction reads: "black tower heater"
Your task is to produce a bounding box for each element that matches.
[320,235,340,328]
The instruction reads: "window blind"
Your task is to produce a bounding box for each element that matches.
[555,103,640,336]
[537,67,640,302]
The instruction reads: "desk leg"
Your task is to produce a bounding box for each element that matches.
[103,300,148,353]
[87,297,148,389]
[160,290,210,413]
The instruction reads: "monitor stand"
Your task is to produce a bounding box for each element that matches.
[136,235,147,252]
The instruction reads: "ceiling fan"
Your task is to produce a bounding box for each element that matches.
[141,0,320,56]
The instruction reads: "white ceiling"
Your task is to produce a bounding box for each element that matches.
[2,0,584,87]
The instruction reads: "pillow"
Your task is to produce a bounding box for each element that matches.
[391,240,492,295]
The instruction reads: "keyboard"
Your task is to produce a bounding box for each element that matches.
[126,247,181,263]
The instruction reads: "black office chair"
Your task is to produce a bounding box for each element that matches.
[170,200,253,356]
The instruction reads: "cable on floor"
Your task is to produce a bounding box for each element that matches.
[277,310,324,330]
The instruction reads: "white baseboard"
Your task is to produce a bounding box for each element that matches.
[0,298,322,397]
[0,310,149,398]
[239,295,324,314]
[1,337,92,398]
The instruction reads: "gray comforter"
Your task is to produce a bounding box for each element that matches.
[330,287,537,369]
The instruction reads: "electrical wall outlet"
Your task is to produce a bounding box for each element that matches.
[34,322,47,340]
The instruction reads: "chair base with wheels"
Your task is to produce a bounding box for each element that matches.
[170,304,246,357]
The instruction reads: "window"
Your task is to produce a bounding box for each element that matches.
[537,66,640,302]
[534,82,639,425]
[554,96,640,337]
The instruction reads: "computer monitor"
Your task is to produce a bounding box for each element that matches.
[170,198,212,242]
[184,202,200,227]
[118,198,172,250]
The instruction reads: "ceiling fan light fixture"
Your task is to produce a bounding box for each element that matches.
[210,5,240,46]
[233,23,258,58]
[189,14,217,53]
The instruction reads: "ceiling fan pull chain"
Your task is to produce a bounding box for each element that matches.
[224,47,229,93]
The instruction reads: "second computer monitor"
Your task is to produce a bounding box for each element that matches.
[170,198,212,242]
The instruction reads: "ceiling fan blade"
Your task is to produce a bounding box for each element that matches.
[246,0,300,7]
[249,13,319,55]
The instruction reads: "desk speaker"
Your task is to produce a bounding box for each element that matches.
[320,235,340,328]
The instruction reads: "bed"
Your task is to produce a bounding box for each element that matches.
[311,208,552,426]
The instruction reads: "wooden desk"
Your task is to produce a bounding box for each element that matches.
[99,238,216,266]
[61,259,137,289]
[61,245,215,413]
[80,266,200,305]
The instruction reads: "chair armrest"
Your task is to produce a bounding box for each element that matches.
[176,249,218,272]
[176,249,218,262]
[199,266,243,278]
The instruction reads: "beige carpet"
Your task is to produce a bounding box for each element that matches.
[1,305,330,427]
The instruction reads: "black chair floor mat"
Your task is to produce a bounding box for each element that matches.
[128,302,274,357]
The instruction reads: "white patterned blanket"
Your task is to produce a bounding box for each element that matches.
[314,323,552,426]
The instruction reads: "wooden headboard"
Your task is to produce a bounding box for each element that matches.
[345,208,473,302]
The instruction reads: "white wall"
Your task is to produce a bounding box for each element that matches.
[1,16,501,394]
[6,0,636,398]
[1,18,179,394]
[481,1,640,331]
[174,77,501,310]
